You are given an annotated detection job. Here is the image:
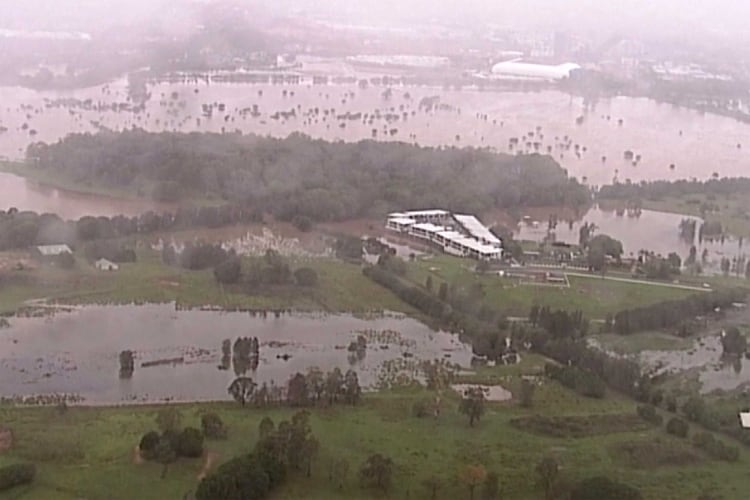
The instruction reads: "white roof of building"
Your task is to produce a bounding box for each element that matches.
[95,258,117,266]
[402,209,450,217]
[36,244,72,256]
[454,214,502,246]
[740,412,750,428]
[491,60,580,80]
[411,222,446,233]
[388,217,416,225]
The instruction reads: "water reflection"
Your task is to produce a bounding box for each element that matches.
[0,304,471,404]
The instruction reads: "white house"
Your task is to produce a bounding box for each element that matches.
[95,258,119,271]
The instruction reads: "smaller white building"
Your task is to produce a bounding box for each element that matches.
[95,258,119,271]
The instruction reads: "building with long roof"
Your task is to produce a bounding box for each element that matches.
[385,210,502,261]
[490,60,580,81]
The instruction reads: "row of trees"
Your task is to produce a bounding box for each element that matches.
[0,204,263,251]
[27,130,591,222]
[598,177,750,202]
[227,368,362,409]
[612,287,748,335]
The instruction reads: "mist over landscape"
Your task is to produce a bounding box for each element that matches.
[1,1,750,499]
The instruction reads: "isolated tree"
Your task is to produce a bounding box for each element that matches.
[119,350,135,378]
[519,378,536,408]
[325,367,344,405]
[721,327,747,355]
[301,436,320,477]
[426,275,434,292]
[176,427,204,458]
[422,475,443,500]
[536,457,560,500]
[459,387,486,427]
[259,416,275,439]
[460,464,487,500]
[344,369,361,405]
[359,453,394,493]
[482,471,500,500]
[228,376,257,407]
[201,412,227,439]
[154,438,177,479]
[438,282,448,301]
[331,458,349,490]
[139,431,161,460]
[155,407,182,433]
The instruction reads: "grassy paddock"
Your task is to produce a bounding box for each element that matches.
[0,370,747,500]
[406,255,697,319]
[0,249,415,315]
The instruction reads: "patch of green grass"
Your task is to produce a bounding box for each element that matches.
[405,255,696,319]
[0,380,748,500]
[0,250,416,315]
[591,332,694,354]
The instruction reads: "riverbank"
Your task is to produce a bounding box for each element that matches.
[2,358,749,500]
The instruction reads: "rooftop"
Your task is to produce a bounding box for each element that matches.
[35,244,72,256]
[454,214,502,246]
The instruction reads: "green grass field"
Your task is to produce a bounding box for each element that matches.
[0,250,415,316]
[405,255,696,319]
[0,359,748,500]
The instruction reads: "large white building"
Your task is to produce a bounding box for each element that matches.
[490,60,581,81]
[386,210,502,261]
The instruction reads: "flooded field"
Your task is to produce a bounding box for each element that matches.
[0,304,471,405]
[0,171,173,219]
[516,205,744,270]
[1,75,749,189]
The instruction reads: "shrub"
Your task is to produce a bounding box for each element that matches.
[139,431,161,460]
[666,417,689,438]
[176,427,204,458]
[570,476,642,500]
[294,267,319,287]
[214,257,242,284]
[637,405,663,426]
[693,431,740,462]
[201,412,227,439]
[291,215,313,232]
[0,463,36,492]
[412,400,431,418]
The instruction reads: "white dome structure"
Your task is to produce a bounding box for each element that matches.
[490,60,581,81]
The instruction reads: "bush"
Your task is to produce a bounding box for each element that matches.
[0,463,36,492]
[637,405,663,426]
[139,431,161,459]
[214,257,242,284]
[176,427,204,458]
[294,267,319,287]
[201,412,227,439]
[666,417,689,438]
[570,476,642,500]
[291,215,313,232]
[412,400,431,418]
[693,431,740,462]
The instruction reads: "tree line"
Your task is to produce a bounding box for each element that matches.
[27,130,591,222]
[611,288,748,335]
[598,177,750,202]
[0,204,262,252]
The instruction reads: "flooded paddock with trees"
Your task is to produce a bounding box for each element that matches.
[0,304,472,405]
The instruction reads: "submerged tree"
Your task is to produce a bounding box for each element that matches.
[228,376,257,406]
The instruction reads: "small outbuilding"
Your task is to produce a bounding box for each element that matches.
[95,258,119,271]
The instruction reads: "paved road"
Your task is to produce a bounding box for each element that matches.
[563,271,710,292]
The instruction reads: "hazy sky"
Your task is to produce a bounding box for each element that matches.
[2,0,749,41]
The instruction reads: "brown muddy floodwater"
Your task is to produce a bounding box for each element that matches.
[515,205,745,273]
[0,304,471,405]
[1,77,749,188]
[0,171,174,219]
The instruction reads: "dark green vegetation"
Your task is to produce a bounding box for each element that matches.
[26,130,590,217]
[0,463,36,493]
[611,288,748,335]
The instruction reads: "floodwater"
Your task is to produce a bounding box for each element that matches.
[0,171,173,219]
[515,205,745,271]
[0,304,471,404]
[1,75,749,189]
[620,305,750,394]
